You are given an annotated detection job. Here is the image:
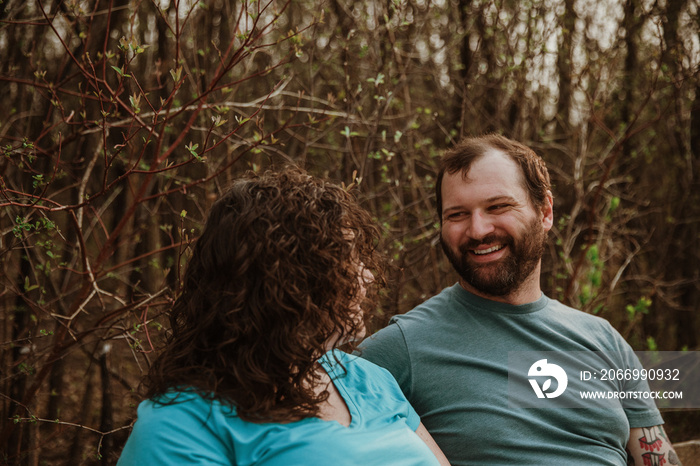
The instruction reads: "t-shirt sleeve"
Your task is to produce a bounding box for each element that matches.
[620,348,664,428]
[604,323,664,428]
[348,353,421,431]
[404,396,421,431]
[357,321,413,399]
[117,398,233,465]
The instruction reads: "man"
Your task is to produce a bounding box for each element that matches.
[359,134,680,465]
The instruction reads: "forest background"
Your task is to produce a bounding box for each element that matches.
[1,0,700,463]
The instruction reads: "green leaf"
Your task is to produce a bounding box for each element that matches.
[170,67,183,82]
[340,126,358,138]
[185,143,203,162]
[24,276,39,292]
[646,336,658,351]
[609,196,620,213]
[111,66,131,78]
[129,95,141,113]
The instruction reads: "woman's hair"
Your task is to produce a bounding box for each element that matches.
[145,168,385,422]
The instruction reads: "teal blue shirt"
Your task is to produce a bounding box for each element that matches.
[359,284,663,466]
[118,350,439,465]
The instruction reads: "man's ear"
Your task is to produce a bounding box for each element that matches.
[542,191,554,232]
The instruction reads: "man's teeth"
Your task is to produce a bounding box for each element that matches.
[473,245,504,255]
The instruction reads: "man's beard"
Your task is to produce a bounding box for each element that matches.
[441,217,546,297]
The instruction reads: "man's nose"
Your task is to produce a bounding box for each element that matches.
[468,211,495,239]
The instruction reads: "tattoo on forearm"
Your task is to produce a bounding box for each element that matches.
[641,452,666,466]
[631,425,682,466]
[639,426,663,452]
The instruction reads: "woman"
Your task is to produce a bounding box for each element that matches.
[118,169,449,465]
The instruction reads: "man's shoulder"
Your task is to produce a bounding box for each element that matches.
[325,349,391,378]
[357,287,458,369]
[546,298,613,324]
[389,285,457,327]
[325,350,400,392]
[544,297,625,342]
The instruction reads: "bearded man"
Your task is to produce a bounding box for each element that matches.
[359,134,680,466]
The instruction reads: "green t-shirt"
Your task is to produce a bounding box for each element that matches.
[359,284,663,466]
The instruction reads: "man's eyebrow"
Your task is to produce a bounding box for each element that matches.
[442,205,465,214]
[443,195,518,212]
[486,195,518,204]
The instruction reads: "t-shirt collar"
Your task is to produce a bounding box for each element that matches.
[451,283,549,315]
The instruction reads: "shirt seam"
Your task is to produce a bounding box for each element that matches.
[452,283,549,315]
[393,322,415,401]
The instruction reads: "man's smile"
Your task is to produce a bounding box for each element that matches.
[472,244,506,256]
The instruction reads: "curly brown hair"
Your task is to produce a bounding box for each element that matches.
[145,168,385,422]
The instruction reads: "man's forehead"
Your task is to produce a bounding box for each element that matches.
[458,149,518,177]
[442,153,530,205]
[445,153,522,189]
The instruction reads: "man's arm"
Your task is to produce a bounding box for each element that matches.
[415,422,450,465]
[357,322,413,397]
[626,425,682,466]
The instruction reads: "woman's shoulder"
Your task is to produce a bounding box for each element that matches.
[323,350,406,401]
[134,390,232,427]
[119,390,238,465]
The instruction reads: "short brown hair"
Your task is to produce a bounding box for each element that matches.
[145,168,385,422]
[436,134,551,218]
